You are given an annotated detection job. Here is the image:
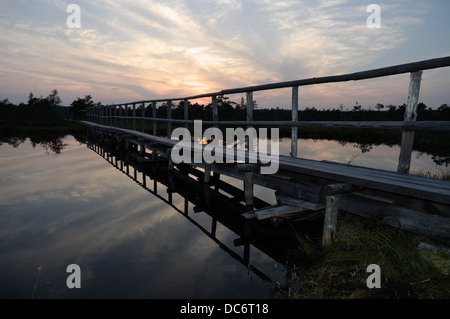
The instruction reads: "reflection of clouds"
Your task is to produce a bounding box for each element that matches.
[1,136,274,298]
[278,138,441,173]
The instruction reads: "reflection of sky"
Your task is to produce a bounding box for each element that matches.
[0,135,445,298]
[0,136,272,298]
[278,138,446,177]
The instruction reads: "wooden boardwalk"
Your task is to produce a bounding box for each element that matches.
[76,56,450,245]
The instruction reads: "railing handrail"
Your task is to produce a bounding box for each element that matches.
[83,56,450,175]
[104,56,450,107]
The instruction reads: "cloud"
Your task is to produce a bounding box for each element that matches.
[0,0,448,108]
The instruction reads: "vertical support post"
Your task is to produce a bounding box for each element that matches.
[212,95,219,125]
[397,71,422,174]
[204,164,212,206]
[119,105,123,128]
[109,106,113,126]
[141,103,145,133]
[211,218,217,238]
[168,155,174,189]
[126,105,129,129]
[291,86,299,157]
[184,99,189,129]
[184,198,189,216]
[246,92,254,151]
[211,95,220,146]
[132,103,136,131]
[322,195,340,247]
[152,101,157,136]
[167,100,172,139]
[113,106,117,127]
[244,172,254,210]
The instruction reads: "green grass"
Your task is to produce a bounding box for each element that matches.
[278,212,450,299]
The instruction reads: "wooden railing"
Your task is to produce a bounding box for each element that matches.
[83,56,450,174]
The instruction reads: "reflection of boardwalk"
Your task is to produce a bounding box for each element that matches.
[78,57,450,245]
[83,122,450,244]
[87,139,310,290]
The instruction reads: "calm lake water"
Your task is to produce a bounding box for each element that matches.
[0,133,447,299]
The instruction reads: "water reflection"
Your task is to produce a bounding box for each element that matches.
[0,135,297,299]
[1,131,448,299]
[86,139,311,295]
[278,138,449,178]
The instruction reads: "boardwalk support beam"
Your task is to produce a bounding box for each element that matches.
[322,183,353,247]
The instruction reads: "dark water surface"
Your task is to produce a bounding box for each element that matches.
[0,135,285,299]
[1,133,447,299]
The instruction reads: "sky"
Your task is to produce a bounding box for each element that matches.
[0,0,449,109]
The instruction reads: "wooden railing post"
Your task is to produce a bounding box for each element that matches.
[184,99,189,129]
[152,101,157,136]
[291,86,299,157]
[119,105,123,128]
[125,104,129,129]
[246,92,254,150]
[141,103,145,133]
[397,71,422,174]
[132,103,136,131]
[167,100,172,139]
[212,95,219,125]
[113,105,117,127]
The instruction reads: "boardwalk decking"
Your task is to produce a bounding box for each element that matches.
[76,56,450,244]
[80,120,450,244]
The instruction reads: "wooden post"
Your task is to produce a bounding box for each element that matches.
[152,101,157,136]
[138,138,145,156]
[114,106,117,127]
[141,103,145,133]
[204,165,212,206]
[397,71,422,174]
[291,86,299,157]
[125,105,129,129]
[132,103,136,131]
[119,105,123,128]
[167,100,172,139]
[168,155,174,189]
[212,95,219,125]
[184,99,189,129]
[322,195,340,247]
[244,172,254,210]
[246,92,253,150]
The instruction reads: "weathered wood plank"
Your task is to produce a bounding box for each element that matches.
[242,205,307,220]
[275,191,325,210]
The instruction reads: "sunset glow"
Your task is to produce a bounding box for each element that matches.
[1,0,449,108]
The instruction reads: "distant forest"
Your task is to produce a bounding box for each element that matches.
[1,90,450,127]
